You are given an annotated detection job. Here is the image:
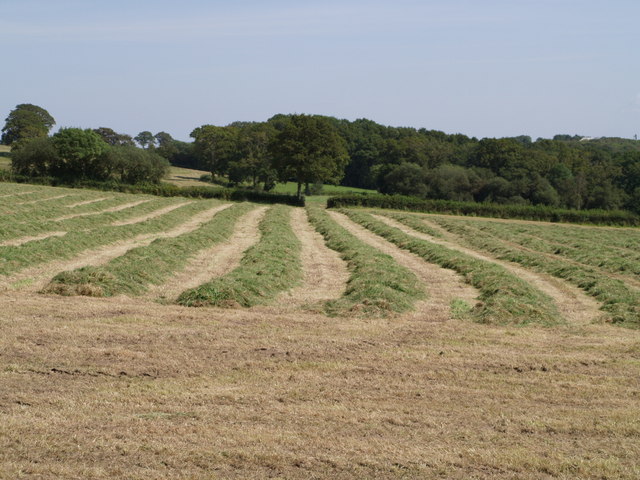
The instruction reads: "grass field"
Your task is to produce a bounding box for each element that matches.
[1,182,639,479]
[164,165,375,196]
[164,165,212,187]
[0,144,10,170]
[271,181,375,195]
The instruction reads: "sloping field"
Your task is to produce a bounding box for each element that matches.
[1,183,639,479]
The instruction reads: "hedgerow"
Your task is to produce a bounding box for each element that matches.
[0,175,304,206]
[327,194,639,226]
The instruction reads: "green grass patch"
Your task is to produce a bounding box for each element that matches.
[44,203,255,297]
[272,182,375,196]
[177,205,302,307]
[341,209,560,326]
[306,203,425,316]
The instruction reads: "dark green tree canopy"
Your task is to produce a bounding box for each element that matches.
[51,128,109,179]
[1,104,55,146]
[269,114,349,197]
[93,127,135,146]
[12,131,167,184]
[134,131,156,149]
[190,125,238,178]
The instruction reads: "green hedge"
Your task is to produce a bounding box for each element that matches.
[0,173,304,206]
[327,194,639,226]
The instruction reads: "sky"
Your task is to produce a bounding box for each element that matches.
[1,0,639,141]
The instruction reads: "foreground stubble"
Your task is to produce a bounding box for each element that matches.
[1,292,639,479]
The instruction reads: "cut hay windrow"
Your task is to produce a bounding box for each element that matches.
[375,211,445,238]
[305,203,424,316]
[0,194,186,242]
[452,218,640,279]
[341,209,560,326]
[431,218,640,327]
[177,205,303,308]
[0,200,219,276]
[45,202,255,297]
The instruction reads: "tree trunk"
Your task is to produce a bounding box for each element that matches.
[297,181,302,198]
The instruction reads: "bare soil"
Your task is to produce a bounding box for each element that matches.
[148,206,267,301]
[328,211,479,321]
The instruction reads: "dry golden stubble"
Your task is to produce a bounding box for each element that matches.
[1,291,639,479]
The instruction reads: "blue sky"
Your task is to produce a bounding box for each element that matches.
[1,0,638,141]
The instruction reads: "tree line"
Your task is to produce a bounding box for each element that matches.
[3,103,640,211]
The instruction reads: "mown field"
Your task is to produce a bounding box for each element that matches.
[1,182,639,479]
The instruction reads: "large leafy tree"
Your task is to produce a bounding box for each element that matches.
[93,127,135,146]
[134,131,156,149]
[229,122,277,188]
[1,104,55,146]
[190,125,238,179]
[154,131,178,160]
[269,114,349,197]
[51,128,109,179]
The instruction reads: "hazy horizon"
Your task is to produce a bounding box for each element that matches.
[2,0,638,142]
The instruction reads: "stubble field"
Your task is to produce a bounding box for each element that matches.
[1,182,639,479]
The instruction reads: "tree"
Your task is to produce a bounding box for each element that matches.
[269,114,349,197]
[190,125,238,179]
[51,128,109,179]
[134,131,155,149]
[101,146,169,184]
[380,163,429,197]
[1,104,55,146]
[471,138,523,175]
[93,127,134,146]
[11,137,59,177]
[229,122,277,188]
[427,164,474,201]
[154,131,178,160]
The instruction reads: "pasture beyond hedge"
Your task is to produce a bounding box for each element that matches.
[0,172,304,206]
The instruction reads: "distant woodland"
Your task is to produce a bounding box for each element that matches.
[3,104,640,211]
